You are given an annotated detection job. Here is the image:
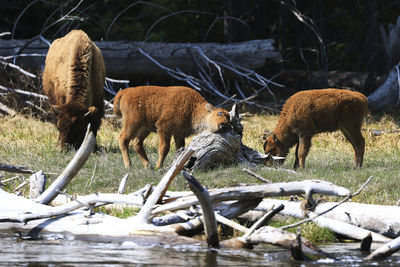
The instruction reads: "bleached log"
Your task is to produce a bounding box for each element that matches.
[135,149,195,224]
[242,204,284,239]
[173,199,261,236]
[34,127,96,204]
[257,199,400,240]
[117,173,129,194]
[182,171,219,248]
[244,226,333,258]
[310,212,392,243]
[0,102,16,116]
[153,180,350,215]
[365,236,400,260]
[0,189,143,223]
[215,213,249,233]
[29,170,46,199]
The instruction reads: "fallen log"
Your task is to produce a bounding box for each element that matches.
[365,236,400,260]
[0,38,280,80]
[367,65,400,113]
[34,125,96,205]
[182,171,219,248]
[152,180,350,215]
[257,199,400,240]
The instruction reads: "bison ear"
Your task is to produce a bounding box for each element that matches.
[273,133,278,142]
[205,103,215,113]
[84,106,97,118]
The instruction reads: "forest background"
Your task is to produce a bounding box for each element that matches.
[1,0,399,101]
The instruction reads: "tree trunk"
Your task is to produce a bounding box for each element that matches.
[367,67,399,113]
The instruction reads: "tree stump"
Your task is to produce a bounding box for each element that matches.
[175,103,269,171]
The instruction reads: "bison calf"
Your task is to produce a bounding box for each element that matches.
[263,89,368,169]
[42,30,105,149]
[114,86,230,169]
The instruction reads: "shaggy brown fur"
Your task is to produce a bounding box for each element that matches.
[113,86,230,169]
[42,30,105,149]
[263,89,369,169]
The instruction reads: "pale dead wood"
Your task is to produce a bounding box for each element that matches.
[258,198,400,240]
[153,180,351,215]
[34,125,96,204]
[365,236,400,260]
[118,173,129,194]
[245,226,333,259]
[280,176,373,230]
[242,204,284,239]
[0,102,16,116]
[28,170,46,199]
[182,171,219,248]
[0,189,143,223]
[243,168,271,183]
[311,212,391,243]
[172,199,261,236]
[215,213,249,233]
[135,149,195,224]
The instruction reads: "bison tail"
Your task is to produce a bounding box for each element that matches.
[113,91,124,117]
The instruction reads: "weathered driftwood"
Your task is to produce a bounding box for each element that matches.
[365,236,400,260]
[244,226,333,259]
[257,199,400,241]
[117,174,129,194]
[153,180,350,215]
[0,38,280,80]
[135,149,195,224]
[0,102,16,116]
[176,103,283,171]
[28,170,46,199]
[182,171,219,248]
[34,126,96,205]
[368,64,400,113]
[173,199,262,236]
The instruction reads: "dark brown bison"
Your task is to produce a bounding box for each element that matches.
[263,89,369,169]
[113,86,231,169]
[42,30,105,149]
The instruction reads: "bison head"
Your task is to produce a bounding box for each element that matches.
[263,133,288,165]
[51,103,98,149]
[205,103,230,133]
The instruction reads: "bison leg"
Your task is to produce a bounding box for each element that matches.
[294,141,300,169]
[119,130,133,169]
[174,135,185,150]
[156,131,172,169]
[340,127,365,168]
[297,135,311,169]
[133,129,151,168]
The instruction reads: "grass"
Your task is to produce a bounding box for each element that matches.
[1,112,400,242]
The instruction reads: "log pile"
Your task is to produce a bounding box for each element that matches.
[1,128,400,262]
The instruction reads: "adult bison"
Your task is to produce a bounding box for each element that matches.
[113,86,231,169]
[42,30,105,149]
[263,89,369,169]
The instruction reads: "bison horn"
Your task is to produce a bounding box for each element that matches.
[84,106,97,118]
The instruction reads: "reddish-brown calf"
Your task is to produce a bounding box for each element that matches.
[42,30,105,149]
[263,89,368,169]
[114,86,230,169]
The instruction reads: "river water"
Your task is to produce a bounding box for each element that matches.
[1,233,400,267]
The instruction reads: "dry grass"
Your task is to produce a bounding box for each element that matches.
[1,112,400,206]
